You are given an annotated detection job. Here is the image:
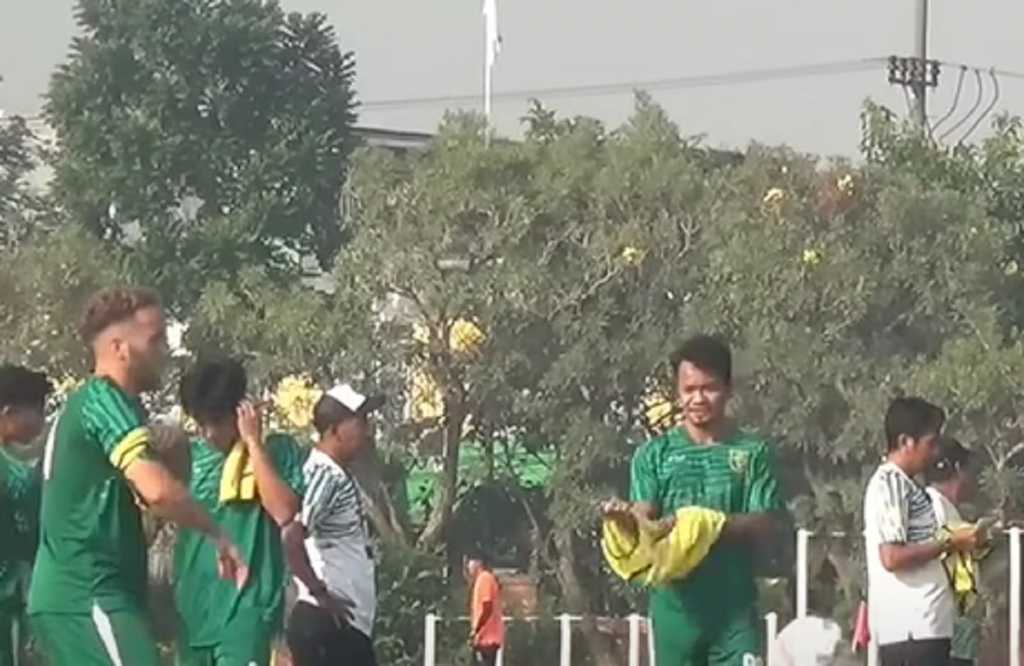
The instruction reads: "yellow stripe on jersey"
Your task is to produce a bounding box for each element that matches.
[109,427,151,471]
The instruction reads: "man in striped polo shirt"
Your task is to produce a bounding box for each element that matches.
[284,383,382,666]
[618,335,784,666]
[864,398,980,666]
[28,287,247,666]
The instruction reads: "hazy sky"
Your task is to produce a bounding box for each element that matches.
[3,2,1024,157]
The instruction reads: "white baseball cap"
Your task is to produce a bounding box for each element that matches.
[324,383,385,416]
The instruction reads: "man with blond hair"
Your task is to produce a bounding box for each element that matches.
[28,287,247,666]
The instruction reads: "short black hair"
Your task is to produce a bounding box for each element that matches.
[925,436,971,484]
[179,357,247,425]
[669,335,732,384]
[0,365,52,410]
[465,549,492,568]
[312,394,359,435]
[884,397,945,452]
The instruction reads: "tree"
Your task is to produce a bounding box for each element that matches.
[0,225,133,376]
[47,0,358,313]
[0,96,49,248]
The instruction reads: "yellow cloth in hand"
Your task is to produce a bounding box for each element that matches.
[602,506,727,587]
[938,521,990,614]
[219,442,256,503]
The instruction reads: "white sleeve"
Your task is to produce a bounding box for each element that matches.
[871,472,909,544]
[301,465,337,531]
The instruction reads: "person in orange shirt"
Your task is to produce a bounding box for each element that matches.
[466,553,505,666]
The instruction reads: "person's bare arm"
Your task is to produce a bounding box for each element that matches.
[720,512,780,546]
[878,542,947,572]
[124,458,248,587]
[879,528,979,572]
[472,601,494,641]
[237,402,299,527]
[282,521,353,623]
[283,521,323,595]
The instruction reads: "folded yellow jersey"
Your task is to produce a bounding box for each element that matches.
[938,522,991,613]
[602,506,727,586]
[219,442,256,503]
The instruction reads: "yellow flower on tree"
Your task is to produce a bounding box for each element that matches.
[449,319,485,354]
[762,188,786,206]
[408,318,487,422]
[643,391,675,432]
[837,174,855,196]
[620,246,644,267]
[802,248,823,267]
[273,374,322,431]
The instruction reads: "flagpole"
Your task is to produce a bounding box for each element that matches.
[482,0,499,146]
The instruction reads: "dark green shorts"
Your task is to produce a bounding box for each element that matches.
[0,603,20,666]
[30,607,161,666]
[649,588,761,666]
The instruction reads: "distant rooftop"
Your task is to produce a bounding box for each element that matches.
[352,126,433,151]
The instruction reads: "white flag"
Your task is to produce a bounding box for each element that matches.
[483,0,501,71]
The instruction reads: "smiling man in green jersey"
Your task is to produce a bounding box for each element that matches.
[609,335,784,666]
[28,287,248,666]
[0,366,51,666]
[174,357,305,666]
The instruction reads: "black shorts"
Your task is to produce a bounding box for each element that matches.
[286,601,378,666]
[473,645,500,666]
[878,638,950,666]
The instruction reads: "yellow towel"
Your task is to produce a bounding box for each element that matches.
[938,522,991,613]
[219,442,256,503]
[602,506,727,586]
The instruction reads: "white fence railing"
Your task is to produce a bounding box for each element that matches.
[425,527,1024,665]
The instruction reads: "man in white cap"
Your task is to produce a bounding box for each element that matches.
[283,384,383,666]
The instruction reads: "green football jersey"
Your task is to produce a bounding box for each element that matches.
[28,377,152,614]
[630,427,783,613]
[173,434,306,647]
[0,449,40,603]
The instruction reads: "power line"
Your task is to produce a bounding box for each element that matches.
[959,69,1001,145]
[939,69,984,143]
[931,66,966,135]
[359,58,888,111]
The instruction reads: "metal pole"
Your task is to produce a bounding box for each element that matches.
[796,529,810,618]
[1011,528,1021,666]
[912,0,929,127]
[423,613,438,666]
[628,613,642,666]
[764,612,778,666]
[559,613,572,666]
[646,616,656,666]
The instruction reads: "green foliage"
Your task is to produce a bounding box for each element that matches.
[0,225,132,375]
[13,66,1024,661]
[47,0,358,313]
[374,547,454,666]
[0,110,51,248]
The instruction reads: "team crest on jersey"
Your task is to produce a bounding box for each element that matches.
[729,449,750,477]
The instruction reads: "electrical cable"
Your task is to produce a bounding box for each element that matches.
[958,69,1000,145]
[940,69,985,142]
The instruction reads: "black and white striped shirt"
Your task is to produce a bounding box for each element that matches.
[295,448,376,638]
[864,461,953,645]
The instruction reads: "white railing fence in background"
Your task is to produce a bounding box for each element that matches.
[424,528,1023,665]
[422,613,655,666]
[796,527,1022,666]
[422,612,783,666]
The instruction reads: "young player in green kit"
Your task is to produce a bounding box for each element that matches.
[28,287,248,666]
[0,366,51,666]
[174,357,306,666]
[604,335,784,666]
